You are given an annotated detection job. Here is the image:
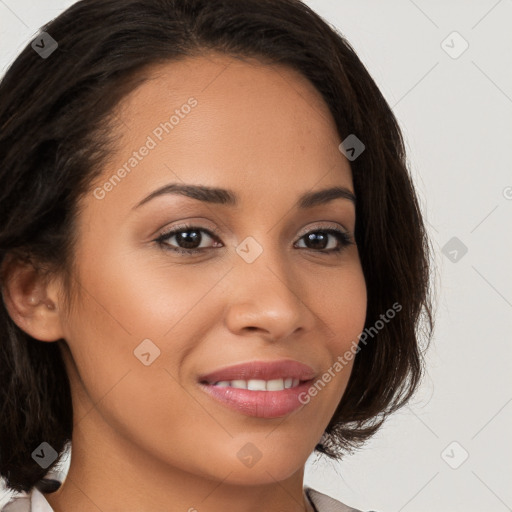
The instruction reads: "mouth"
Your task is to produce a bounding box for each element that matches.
[197,359,316,418]
[200,377,309,390]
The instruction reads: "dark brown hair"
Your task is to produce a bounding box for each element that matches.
[0,0,434,495]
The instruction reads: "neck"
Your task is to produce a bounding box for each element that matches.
[45,438,311,512]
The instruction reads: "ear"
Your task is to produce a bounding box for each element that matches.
[0,253,66,342]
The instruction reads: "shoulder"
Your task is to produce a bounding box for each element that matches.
[304,485,379,512]
[0,492,31,512]
[1,488,53,512]
[3,484,378,512]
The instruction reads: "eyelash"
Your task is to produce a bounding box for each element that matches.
[154,223,354,256]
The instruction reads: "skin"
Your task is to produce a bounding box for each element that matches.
[3,53,367,512]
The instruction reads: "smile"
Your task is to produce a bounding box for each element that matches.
[210,378,302,391]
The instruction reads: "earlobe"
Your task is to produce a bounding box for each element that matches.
[0,254,65,342]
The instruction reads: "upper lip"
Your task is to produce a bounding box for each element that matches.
[198,359,317,384]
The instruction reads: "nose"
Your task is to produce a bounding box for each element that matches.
[223,248,317,343]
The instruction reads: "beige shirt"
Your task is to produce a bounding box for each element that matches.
[2,485,368,512]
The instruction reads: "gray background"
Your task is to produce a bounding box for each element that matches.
[1,1,511,511]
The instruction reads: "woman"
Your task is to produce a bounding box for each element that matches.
[0,0,434,511]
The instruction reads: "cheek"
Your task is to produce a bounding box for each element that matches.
[82,250,226,336]
[89,368,208,457]
[60,239,233,427]
[308,261,367,397]
[315,260,367,346]
[61,254,220,468]
[66,236,226,355]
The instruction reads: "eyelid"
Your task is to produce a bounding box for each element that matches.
[158,222,222,239]
[296,221,351,238]
[154,221,354,256]
[154,223,224,254]
[157,221,350,244]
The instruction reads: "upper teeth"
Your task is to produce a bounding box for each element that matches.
[213,378,300,391]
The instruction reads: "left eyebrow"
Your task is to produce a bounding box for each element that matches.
[297,186,356,208]
[132,183,356,210]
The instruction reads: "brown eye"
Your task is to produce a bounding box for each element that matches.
[155,225,222,254]
[295,228,353,254]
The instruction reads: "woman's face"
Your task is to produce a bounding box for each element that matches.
[56,53,367,488]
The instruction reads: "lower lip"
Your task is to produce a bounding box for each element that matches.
[198,380,313,418]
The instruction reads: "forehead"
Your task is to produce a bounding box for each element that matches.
[86,53,352,216]
[116,52,333,126]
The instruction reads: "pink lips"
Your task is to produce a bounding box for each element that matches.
[198,359,316,384]
[197,359,316,419]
